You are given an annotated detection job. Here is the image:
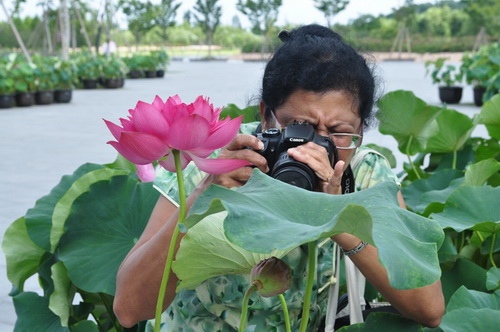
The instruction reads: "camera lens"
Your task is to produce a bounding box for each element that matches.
[271,153,316,191]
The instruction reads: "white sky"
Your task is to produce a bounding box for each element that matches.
[5,0,434,28]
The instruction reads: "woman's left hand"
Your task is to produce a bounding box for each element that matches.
[287,142,345,194]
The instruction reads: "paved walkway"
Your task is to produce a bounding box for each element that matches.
[0,59,482,331]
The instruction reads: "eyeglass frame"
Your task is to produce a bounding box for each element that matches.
[265,108,363,150]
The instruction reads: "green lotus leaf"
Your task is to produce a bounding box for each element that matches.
[13,292,69,332]
[425,109,476,153]
[487,267,500,291]
[440,286,500,331]
[58,175,158,295]
[377,90,442,155]
[185,170,443,290]
[173,212,292,290]
[24,163,129,252]
[336,312,421,331]
[49,262,72,327]
[71,320,99,332]
[441,258,487,303]
[2,217,45,291]
[464,158,500,186]
[430,186,500,233]
[480,94,500,139]
[402,169,464,215]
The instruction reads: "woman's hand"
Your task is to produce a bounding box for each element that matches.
[287,142,344,194]
[213,134,269,188]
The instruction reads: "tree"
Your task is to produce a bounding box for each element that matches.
[153,0,181,45]
[118,0,155,47]
[461,0,500,38]
[313,0,349,28]
[193,0,222,59]
[236,0,282,53]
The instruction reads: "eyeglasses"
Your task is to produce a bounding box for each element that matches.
[328,133,363,150]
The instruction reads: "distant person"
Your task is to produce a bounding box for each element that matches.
[102,38,117,55]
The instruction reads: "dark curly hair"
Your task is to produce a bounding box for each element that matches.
[261,24,376,127]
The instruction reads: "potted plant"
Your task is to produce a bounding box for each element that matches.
[123,54,144,79]
[11,61,36,107]
[77,57,102,89]
[53,60,78,103]
[151,49,169,78]
[33,61,57,105]
[0,61,15,108]
[462,43,500,106]
[425,57,464,104]
[101,56,127,88]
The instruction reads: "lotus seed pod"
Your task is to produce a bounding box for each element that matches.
[250,257,292,297]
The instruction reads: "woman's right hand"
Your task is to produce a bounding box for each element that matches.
[213,134,269,188]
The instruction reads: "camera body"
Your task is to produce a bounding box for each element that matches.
[254,122,339,191]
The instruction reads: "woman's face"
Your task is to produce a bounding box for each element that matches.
[262,89,363,169]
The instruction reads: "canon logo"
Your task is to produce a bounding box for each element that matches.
[289,138,305,142]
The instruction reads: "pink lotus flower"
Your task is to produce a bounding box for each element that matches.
[104,95,249,174]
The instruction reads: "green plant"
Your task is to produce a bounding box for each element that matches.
[462,43,500,102]
[425,57,464,87]
[0,61,15,95]
[150,49,169,71]
[101,56,127,79]
[53,60,79,90]
[77,56,102,80]
[11,61,36,93]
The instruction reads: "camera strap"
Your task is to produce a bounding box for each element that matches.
[341,165,355,194]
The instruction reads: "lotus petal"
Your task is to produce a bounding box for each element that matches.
[118,132,168,164]
[190,154,250,174]
[104,119,125,141]
[152,95,164,110]
[159,152,192,172]
[167,115,210,151]
[136,164,156,182]
[133,101,170,141]
[201,116,243,150]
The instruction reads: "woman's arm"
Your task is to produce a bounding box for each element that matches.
[332,192,445,328]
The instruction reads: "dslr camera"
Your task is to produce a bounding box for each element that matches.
[254,122,339,191]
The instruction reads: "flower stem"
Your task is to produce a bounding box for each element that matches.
[154,150,187,332]
[406,136,421,179]
[489,232,497,268]
[452,150,457,170]
[239,284,257,332]
[299,241,317,332]
[279,294,291,332]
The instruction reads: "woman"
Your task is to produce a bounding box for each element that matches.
[113,25,445,331]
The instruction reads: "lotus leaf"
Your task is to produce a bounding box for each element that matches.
[13,292,68,332]
[430,186,500,233]
[464,158,500,186]
[184,170,443,290]
[57,175,158,295]
[425,109,476,154]
[480,94,500,139]
[486,267,500,291]
[2,217,45,291]
[377,90,441,155]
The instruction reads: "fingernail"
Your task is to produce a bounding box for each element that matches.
[258,141,264,150]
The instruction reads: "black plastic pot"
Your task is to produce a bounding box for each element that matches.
[156,70,165,78]
[103,78,121,89]
[0,94,14,108]
[128,70,142,79]
[144,70,156,78]
[54,90,72,103]
[118,77,125,88]
[473,86,486,107]
[35,91,54,105]
[439,86,463,104]
[15,92,34,107]
[82,79,98,89]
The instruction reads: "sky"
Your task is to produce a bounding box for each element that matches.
[4,0,434,28]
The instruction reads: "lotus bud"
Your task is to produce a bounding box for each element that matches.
[250,257,292,297]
